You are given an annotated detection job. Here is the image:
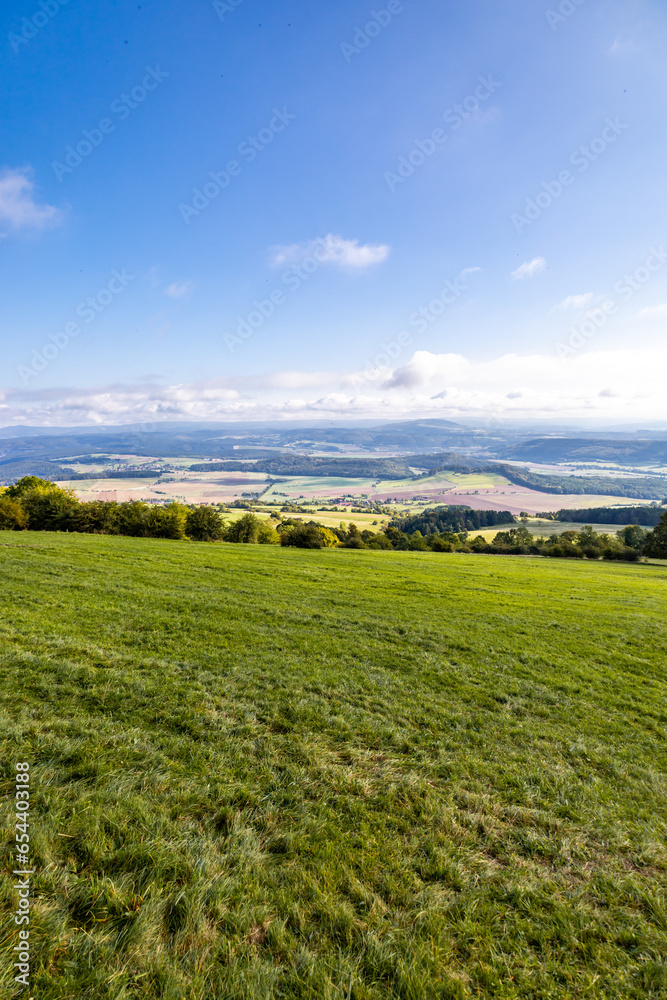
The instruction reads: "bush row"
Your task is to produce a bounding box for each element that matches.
[2,478,666,559]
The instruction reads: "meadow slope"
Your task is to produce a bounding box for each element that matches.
[0,533,666,1000]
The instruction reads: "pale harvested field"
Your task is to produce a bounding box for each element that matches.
[58,471,656,517]
[472,519,634,541]
[263,477,379,501]
[374,485,653,516]
[59,473,271,505]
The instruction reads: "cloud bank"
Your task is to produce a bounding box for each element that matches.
[2,347,665,428]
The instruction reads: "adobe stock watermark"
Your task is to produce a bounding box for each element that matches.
[224,237,365,352]
[384,75,501,193]
[179,108,296,224]
[511,117,627,233]
[350,268,477,386]
[340,0,414,63]
[52,66,169,181]
[18,268,135,383]
[13,762,33,991]
[556,246,667,357]
[8,0,69,54]
[546,0,587,31]
[213,0,247,21]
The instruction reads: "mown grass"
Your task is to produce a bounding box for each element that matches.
[0,531,666,1000]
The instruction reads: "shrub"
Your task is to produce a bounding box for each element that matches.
[493,526,532,547]
[145,504,188,540]
[224,513,262,544]
[318,527,339,548]
[18,484,78,531]
[643,512,667,559]
[0,495,28,530]
[115,501,152,537]
[185,506,226,542]
[257,521,281,545]
[408,532,428,551]
[69,501,119,534]
[5,476,56,499]
[580,546,601,560]
[365,533,393,550]
[280,522,336,549]
[281,524,323,548]
[603,546,640,562]
[616,524,647,550]
[576,525,606,550]
[343,524,365,549]
[427,536,455,552]
[382,526,408,550]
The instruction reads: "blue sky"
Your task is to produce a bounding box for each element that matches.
[1,0,666,426]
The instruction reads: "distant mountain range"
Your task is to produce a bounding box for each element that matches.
[1,420,666,492]
[502,437,667,465]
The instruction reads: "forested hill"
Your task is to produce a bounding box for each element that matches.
[486,464,667,499]
[190,453,494,479]
[389,506,515,535]
[504,437,667,465]
[0,459,76,483]
[189,456,419,479]
[553,506,665,525]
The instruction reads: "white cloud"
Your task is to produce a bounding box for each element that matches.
[262,370,339,390]
[145,266,161,289]
[553,293,594,311]
[270,233,390,270]
[3,348,666,427]
[637,303,667,318]
[165,281,192,298]
[0,168,62,232]
[609,36,639,56]
[511,257,546,280]
[384,352,471,390]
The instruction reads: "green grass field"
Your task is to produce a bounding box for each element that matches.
[264,476,379,498]
[269,509,386,532]
[1,532,666,999]
[372,472,510,494]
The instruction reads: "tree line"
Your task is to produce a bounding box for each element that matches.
[1,477,666,559]
[484,464,667,500]
[546,505,665,526]
[389,506,514,534]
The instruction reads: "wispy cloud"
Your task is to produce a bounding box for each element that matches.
[165,281,192,298]
[511,257,546,280]
[145,266,161,289]
[637,302,667,318]
[270,233,390,270]
[0,168,62,232]
[609,35,639,56]
[553,292,594,311]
